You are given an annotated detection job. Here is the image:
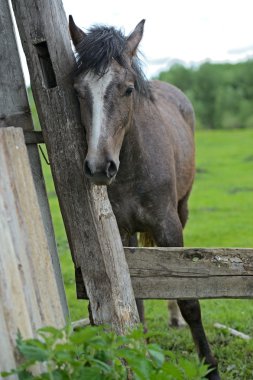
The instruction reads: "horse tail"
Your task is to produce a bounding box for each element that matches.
[138,232,155,247]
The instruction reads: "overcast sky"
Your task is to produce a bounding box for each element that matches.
[17,0,253,82]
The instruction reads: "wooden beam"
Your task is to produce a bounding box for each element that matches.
[126,247,253,299]
[11,0,139,333]
[76,247,253,299]
[0,127,65,373]
[0,0,33,133]
[0,0,68,318]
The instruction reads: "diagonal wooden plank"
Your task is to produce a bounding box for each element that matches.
[11,0,139,332]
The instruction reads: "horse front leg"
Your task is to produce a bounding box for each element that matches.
[120,231,146,330]
[129,234,146,330]
[152,211,220,380]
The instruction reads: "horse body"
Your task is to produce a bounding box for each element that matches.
[108,80,195,244]
[69,16,220,379]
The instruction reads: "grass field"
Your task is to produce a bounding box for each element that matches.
[41,128,253,379]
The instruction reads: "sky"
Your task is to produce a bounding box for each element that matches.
[16,0,253,83]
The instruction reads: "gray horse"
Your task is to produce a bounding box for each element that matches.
[69,16,220,379]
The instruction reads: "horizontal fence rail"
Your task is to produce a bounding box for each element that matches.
[76,247,253,300]
[126,247,253,299]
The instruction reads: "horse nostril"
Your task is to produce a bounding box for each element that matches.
[84,160,93,177]
[106,160,117,178]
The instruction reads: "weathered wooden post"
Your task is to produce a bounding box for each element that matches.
[0,0,68,318]
[11,0,139,332]
[0,127,65,374]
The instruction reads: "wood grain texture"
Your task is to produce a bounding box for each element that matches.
[11,0,139,332]
[0,128,65,373]
[0,0,68,318]
[0,0,33,132]
[125,247,253,299]
[76,247,253,299]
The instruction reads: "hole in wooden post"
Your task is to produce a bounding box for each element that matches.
[35,41,57,88]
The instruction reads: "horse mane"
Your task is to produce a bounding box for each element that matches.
[73,25,153,100]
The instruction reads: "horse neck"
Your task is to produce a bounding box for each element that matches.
[119,103,145,175]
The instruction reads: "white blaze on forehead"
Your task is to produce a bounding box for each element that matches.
[84,69,113,151]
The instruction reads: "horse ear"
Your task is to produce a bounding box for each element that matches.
[69,15,86,47]
[126,19,145,57]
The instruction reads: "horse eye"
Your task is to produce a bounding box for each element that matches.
[125,86,134,96]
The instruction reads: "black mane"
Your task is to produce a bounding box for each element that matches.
[74,25,152,99]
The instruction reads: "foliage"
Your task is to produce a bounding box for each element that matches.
[1,325,210,380]
[158,60,253,129]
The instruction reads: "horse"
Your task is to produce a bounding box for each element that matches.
[69,16,220,379]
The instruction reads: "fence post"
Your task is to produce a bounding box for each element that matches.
[11,0,139,333]
[0,127,65,373]
[0,0,68,319]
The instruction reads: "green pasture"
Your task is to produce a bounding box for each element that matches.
[41,128,253,379]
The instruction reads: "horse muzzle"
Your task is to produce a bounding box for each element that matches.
[84,158,118,185]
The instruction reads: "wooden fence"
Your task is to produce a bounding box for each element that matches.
[0,0,68,318]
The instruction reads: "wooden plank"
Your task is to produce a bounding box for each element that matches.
[125,247,253,299]
[76,247,253,300]
[11,0,139,333]
[0,127,65,373]
[0,0,68,318]
[0,1,33,132]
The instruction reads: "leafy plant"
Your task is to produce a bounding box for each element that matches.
[158,60,253,129]
[1,324,210,380]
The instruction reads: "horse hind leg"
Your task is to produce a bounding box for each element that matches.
[168,300,186,327]
[177,193,220,378]
[177,300,220,380]
[153,212,220,379]
[178,189,191,228]
[168,191,191,328]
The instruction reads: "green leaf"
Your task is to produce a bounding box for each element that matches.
[17,339,50,362]
[161,362,183,379]
[119,349,153,380]
[178,358,196,378]
[18,370,36,380]
[89,358,112,373]
[148,344,165,368]
[50,369,70,380]
[38,326,64,339]
[75,366,104,380]
[0,371,15,378]
[69,326,100,345]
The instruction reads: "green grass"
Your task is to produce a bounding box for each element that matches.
[40,128,253,379]
[185,129,253,247]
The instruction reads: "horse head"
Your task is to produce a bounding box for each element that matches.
[69,16,145,185]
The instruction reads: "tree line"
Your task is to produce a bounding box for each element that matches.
[157,60,253,129]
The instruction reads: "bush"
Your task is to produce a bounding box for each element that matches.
[1,324,210,380]
[157,60,253,130]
